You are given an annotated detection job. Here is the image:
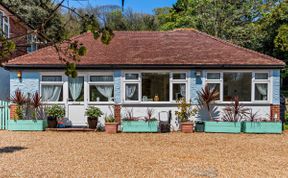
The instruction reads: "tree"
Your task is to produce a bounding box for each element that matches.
[0,0,114,77]
[155,0,280,50]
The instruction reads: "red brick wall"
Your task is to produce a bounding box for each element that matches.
[270,105,280,121]
[0,5,29,58]
[114,105,121,123]
[9,104,16,120]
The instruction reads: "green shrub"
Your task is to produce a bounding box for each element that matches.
[46,105,65,119]
[85,106,103,119]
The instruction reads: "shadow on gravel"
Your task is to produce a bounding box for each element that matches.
[0,146,27,154]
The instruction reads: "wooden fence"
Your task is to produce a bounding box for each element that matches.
[0,100,9,129]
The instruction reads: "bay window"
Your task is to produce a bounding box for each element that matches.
[124,72,188,102]
[40,76,63,102]
[205,71,270,103]
[89,75,114,102]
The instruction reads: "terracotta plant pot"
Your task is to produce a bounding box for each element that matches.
[47,116,57,128]
[87,117,98,129]
[181,122,194,133]
[105,123,118,134]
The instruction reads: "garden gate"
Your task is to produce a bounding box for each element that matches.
[0,100,9,129]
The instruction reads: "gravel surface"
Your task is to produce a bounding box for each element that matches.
[0,131,287,178]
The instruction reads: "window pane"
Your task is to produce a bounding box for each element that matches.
[142,73,169,101]
[207,83,220,100]
[125,73,139,80]
[90,75,113,82]
[90,85,114,102]
[173,83,186,100]
[224,73,252,101]
[255,83,268,101]
[41,85,63,102]
[42,76,62,81]
[207,73,220,79]
[173,73,186,80]
[255,73,268,80]
[125,84,139,101]
[68,77,84,102]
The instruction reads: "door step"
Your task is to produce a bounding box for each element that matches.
[45,127,96,132]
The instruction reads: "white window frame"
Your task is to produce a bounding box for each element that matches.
[253,72,270,102]
[88,73,115,104]
[170,72,188,101]
[0,11,10,38]
[40,74,65,104]
[204,70,271,104]
[123,71,189,104]
[27,34,38,53]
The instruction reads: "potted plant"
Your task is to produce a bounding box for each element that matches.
[85,106,103,129]
[46,105,65,128]
[175,98,197,133]
[8,91,48,131]
[104,106,119,134]
[242,112,282,134]
[122,108,158,133]
[205,96,249,133]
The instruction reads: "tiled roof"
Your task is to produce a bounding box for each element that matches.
[5,29,285,68]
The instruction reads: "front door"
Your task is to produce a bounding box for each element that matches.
[67,76,86,126]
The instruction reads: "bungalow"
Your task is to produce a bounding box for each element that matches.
[4,29,285,128]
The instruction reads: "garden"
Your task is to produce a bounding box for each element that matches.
[7,86,284,134]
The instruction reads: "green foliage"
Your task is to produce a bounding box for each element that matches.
[175,98,197,122]
[105,114,115,123]
[15,105,23,120]
[85,106,103,119]
[197,85,219,121]
[46,105,65,119]
[275,24,288,52]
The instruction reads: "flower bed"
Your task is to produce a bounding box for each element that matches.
[122,120,158,133]
[8,120,48,131]
[204,121,241,133]
[242,122,282,134]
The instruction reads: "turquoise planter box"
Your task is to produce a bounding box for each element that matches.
[122,120,158,133]
[8,120,48,131]
[242,122,282,134]
[204,121,241,133]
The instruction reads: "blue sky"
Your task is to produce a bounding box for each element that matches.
[65,0,177,14]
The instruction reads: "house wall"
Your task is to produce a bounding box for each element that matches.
[10,71,40,96]
[9,69,280,127]
[0,68,10,100]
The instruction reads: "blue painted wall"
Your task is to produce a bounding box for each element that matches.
[272,69,280,105]
[10,71,40,97]
[114,70,122,104]
[190,70,204,104]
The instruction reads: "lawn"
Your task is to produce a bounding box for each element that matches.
[0,131,287,177]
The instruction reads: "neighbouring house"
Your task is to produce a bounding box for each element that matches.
[0,3,38,100]
[4,29,285,128]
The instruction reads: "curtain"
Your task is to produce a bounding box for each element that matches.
[126,84,136,99]
[180,84,186,97]
[96,85,113,101]
[42,85,62,101]
[69,77,84,101]
[256,84,267,99]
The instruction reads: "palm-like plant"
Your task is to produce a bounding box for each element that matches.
[222,96,250,122]
[10,89,26,106]
[197,85,219,121]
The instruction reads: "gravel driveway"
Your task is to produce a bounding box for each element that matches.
[0,131,287,177]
